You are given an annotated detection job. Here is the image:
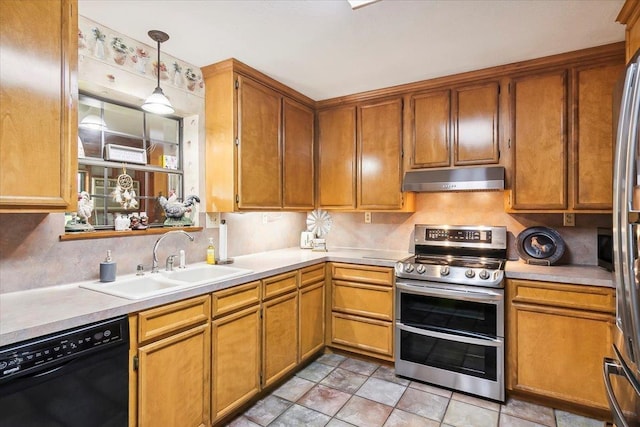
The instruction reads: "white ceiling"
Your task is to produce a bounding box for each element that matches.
[78,0,626,101]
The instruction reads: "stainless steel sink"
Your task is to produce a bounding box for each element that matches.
[80,265,253,300]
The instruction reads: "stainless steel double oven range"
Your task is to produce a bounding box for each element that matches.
[395,224,507,402]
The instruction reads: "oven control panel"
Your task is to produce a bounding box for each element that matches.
[0,317,127,381]
[414,225,507,250]
[425,228,492,243]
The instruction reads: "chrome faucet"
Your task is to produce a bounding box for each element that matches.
[151,230,194,273]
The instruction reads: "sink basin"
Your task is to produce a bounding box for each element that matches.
[159,265,253,285]
[80,265,253,300]
[80,276,186,300]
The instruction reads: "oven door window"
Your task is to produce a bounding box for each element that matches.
[400,292,497,337]
[399,329,498,381]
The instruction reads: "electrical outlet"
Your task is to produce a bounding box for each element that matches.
[563,213,575,227]
[262,213,268,224]
[205,212,220,228]
[364,212,372,224]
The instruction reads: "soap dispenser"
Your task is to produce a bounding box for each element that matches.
[206,238,216,265]
[100,250,117,282]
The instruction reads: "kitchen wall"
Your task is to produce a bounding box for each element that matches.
[324,192,612,265]
[0,17,611,295]
[0,211,305,294]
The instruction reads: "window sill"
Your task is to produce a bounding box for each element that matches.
[59,226,203,241]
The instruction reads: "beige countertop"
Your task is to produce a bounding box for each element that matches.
[505,260,614,287]
[0,248,614,347]
[0,247,410,347]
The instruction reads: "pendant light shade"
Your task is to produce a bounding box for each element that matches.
[142,30,174,115]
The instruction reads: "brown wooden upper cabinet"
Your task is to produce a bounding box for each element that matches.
[507,55,624,212]
[410,89,451,168]
[317,98,413,211]
[317,106,357,209]
[573,62,625,210]
[203,59,314,212]
[0,0,78,212]
[510,71,568,210]
[454,82,500,165]
[617,0,640,63]
[410,82,499,168]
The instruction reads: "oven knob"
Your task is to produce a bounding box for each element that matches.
[479,269,490,280]
[465,269,475,278]
[404,263,415,273]
[416,265,426,274]
[440,266,450,276]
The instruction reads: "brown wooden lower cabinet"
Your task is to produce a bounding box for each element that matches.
[131,295,211,427]
[263,288,299,387]
[211,306,261,424]
[507,279,615,415]
[299,264,326,362]
[328,262,394,361]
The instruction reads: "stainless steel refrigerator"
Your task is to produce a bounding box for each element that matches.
[604,53,640,427]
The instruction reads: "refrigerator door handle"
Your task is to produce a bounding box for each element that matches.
[603,357,637,427]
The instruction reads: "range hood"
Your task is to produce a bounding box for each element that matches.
[402,166,505,192]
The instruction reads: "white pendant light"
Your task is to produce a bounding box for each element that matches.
[79,113,107,130]
[142,30,174,115]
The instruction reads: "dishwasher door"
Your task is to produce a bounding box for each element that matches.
[0,316,129,427]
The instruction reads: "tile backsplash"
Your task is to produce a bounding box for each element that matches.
[0,192,611,294]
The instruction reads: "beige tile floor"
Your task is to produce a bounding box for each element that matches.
[227,354,609,427]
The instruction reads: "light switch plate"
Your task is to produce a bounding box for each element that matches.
[205,212,220,228]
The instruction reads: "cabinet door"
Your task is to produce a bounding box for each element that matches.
[283,98,314,209]
[317,106,357,209]
[573,62,625,210]
[454,82,500,165]
[262,291,298,387]
[507,280,616,412]
[411,90,451,168]
[138,324,211,427]
[299,280,325,362]
[212,305,260,423]
[511,71,568,210]
[237,76,282,209]
[0,0,77,211]
[508,303,614,410]
[358,98,404,209]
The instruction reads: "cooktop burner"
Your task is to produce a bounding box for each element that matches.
[413,255,505,270]
[396,225,508,288]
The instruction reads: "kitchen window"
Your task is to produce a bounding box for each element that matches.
[72,94,184,231]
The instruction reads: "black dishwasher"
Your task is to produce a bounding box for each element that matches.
[0,316,129,427]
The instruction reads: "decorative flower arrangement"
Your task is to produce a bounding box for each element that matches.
[173,62,183,73]
[185,68,199,91]
[91,27,105,42]
[111,37,131,54]
[185,68,198,81]
[111,37,132,65]
[131,47,150,73]
[153,61,169,80]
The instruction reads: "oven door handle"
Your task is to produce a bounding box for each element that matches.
[396,322,503,347]
[396,281,502,303]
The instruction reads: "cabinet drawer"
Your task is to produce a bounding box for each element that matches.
[332,280,393,321]
[300,264,325,288]
[212,281,260,317]
[262,271,298,300]
[137,295,210,344]
[331,313,393,357]
[331,263,393,286]
[508,279,615,313]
